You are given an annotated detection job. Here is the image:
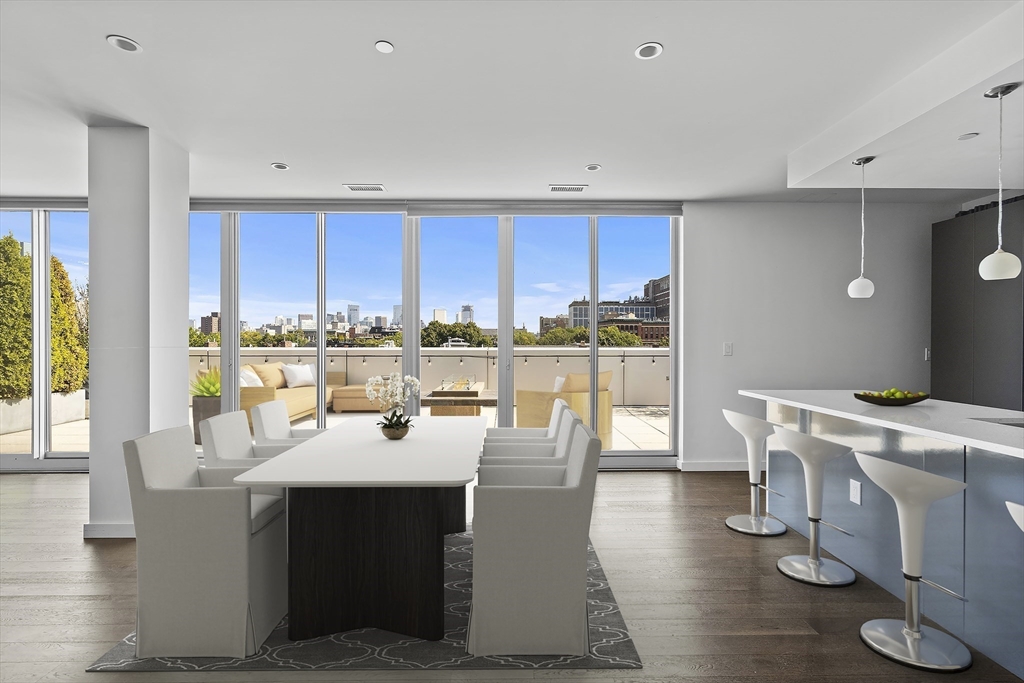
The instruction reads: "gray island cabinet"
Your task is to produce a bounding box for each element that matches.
[740,389,1024,678]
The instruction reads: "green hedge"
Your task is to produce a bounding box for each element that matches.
[0,233,88,400]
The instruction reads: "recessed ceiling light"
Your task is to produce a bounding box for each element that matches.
[270,162,289,171]
[375,40,394,54]
[106,35,142,53]
[635,42,662,60]
[957,132,980,141]
[585,164,602,172]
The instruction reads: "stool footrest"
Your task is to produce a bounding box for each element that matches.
[920,577,968,602]
[819,519,854,537]
[758,484,785,497]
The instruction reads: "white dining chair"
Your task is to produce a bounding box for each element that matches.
[468,421,602,656]
[251,400,326,445]
[480,408,581,466]
[200,410,292,468]
[124,425,287,658]
[484,399,569,443]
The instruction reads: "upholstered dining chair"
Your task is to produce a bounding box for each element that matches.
[251,399,326,445]
[468,421,602,656]
[483,399,569,443]
[123,425,287,658]
[200,410,292,468]
[480,408,582,467]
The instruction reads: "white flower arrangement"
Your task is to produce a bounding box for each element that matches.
[365,373,421,413]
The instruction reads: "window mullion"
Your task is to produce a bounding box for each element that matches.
[30,210,51,458]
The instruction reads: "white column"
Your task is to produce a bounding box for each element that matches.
[85,127,189,538]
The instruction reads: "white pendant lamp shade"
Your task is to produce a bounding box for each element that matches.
[849,156,876,299]
[979,82,1022,281]
[848,276,875,298]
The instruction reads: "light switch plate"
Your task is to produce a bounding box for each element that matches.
[925,347,931,361]
[723,342,733,356]
[850,479,862,505]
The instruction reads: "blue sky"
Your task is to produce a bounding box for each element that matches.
[4,211,669,334]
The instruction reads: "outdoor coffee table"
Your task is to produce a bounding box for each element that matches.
[234,415,486,641]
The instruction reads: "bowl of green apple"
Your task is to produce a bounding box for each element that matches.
[854,388,929,406]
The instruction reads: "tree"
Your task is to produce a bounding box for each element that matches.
[75,281,89,354]
[239,329,265,347]
[49,256,88,393]
[420,321,493,347]
[0,233,32,399]
[512,328,537,346]
[538,327,572,346]
[597,325,642,347]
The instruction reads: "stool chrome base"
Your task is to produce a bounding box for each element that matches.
[777,555,856,586]
[726,514,787,536]
[860,619,972,672]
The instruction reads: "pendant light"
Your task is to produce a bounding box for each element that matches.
[848,156,876,298]
[978,82,1022,280]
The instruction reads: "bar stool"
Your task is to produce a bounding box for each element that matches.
[722,409,786,536]
[772,426,856,586]
[1007,501,1024,532]
[855,453,971,672]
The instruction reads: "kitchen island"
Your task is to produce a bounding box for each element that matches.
[739,390,1023,678]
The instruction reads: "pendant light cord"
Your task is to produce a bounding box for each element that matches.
[860,162,866,278]
[997,92,1004,250]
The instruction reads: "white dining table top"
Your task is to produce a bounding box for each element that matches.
[234,415,488,487]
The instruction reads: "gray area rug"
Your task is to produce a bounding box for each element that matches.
[88,532,641,671]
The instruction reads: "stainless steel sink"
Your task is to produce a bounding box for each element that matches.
[969,418,1024,429]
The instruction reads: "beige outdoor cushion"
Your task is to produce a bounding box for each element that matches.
[562,370,612,393]
[252,362,287,389]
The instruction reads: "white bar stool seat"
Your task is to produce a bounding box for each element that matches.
[721,409,786,536]
[1007,501,1024,532]
[773,426,856,586]
[855,453,971,672]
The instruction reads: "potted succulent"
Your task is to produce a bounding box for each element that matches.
[366,373,420,440]
[189,366,221,444]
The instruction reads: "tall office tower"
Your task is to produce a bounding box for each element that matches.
[454,311,461,324]
[433,308,447,324]
[200,311,221,334]
[297,313,313,327]
[348,305,360,328]
[461,304,474,324]
[393,305,402,327]
[274,315,285,326]
[336,311,347,325]
[375,315,387,327]
[285,317,294,326]
[188,319,197,330]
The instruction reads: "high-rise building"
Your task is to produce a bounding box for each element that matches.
[568,297,657,328]
[297,313,313,325]
[274,315,285,326]
[644,274,671,320]
[188,319,197,330]
[285,317,294,327]
[200,311,221,334]
[461,304,474,324]
[539,314,569,337]
[433,308,447,324]
[336,311,347,325]
[347,305,360,328]
[393,305,402,327]
[240,321,250,332]
[374,315,387,327]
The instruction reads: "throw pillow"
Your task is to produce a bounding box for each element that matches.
[252,361,287,389]
[240,368,263,387]
[283,363,316,388]
[561,370,613,392]
[553,376,566,392]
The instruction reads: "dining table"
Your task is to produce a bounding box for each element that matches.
[234,414,487,641]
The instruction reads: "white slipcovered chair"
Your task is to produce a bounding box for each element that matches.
[251,399,326,445]
[480,408,582,467]
[468,421,602,656]
[200,410,292,468]
[123,425,287,658]
[484,399,569,443]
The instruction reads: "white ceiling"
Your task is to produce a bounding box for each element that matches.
[0,0,1020,202]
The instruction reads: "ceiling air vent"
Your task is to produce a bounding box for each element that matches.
[344,184,386,192]
[549,184,587,193]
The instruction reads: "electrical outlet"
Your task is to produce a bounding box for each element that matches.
[850,479,862,505]
[925,347,931,361]
[723,342,733,356]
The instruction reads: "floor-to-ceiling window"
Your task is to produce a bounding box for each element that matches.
[237,213,318,425]
[419,216,499,420]
[0,211,33,456]
[511,215,591,432]
[323,213,404,424]
[187,212,221,445]
[597,216,671,452]
[48,211,90,453]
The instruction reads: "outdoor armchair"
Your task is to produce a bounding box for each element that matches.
[251,399,326,445]
[123,425,287,658]
[467,422,602,656]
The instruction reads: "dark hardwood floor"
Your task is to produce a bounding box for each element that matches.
[1,471,1019,682]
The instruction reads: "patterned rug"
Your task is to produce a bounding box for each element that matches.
[88,532,641,672]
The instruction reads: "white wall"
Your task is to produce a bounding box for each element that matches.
[682,201,956,466]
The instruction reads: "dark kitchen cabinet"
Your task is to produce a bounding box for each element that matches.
[932,201,1024,411]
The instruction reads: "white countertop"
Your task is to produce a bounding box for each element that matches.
[234,415,487,487]
[739,390,1024,459]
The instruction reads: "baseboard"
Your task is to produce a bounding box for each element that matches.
[679,459,764,472]
[0,454,89,472]
[83,523,136,539]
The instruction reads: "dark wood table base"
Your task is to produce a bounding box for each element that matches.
[287,485,465,641]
